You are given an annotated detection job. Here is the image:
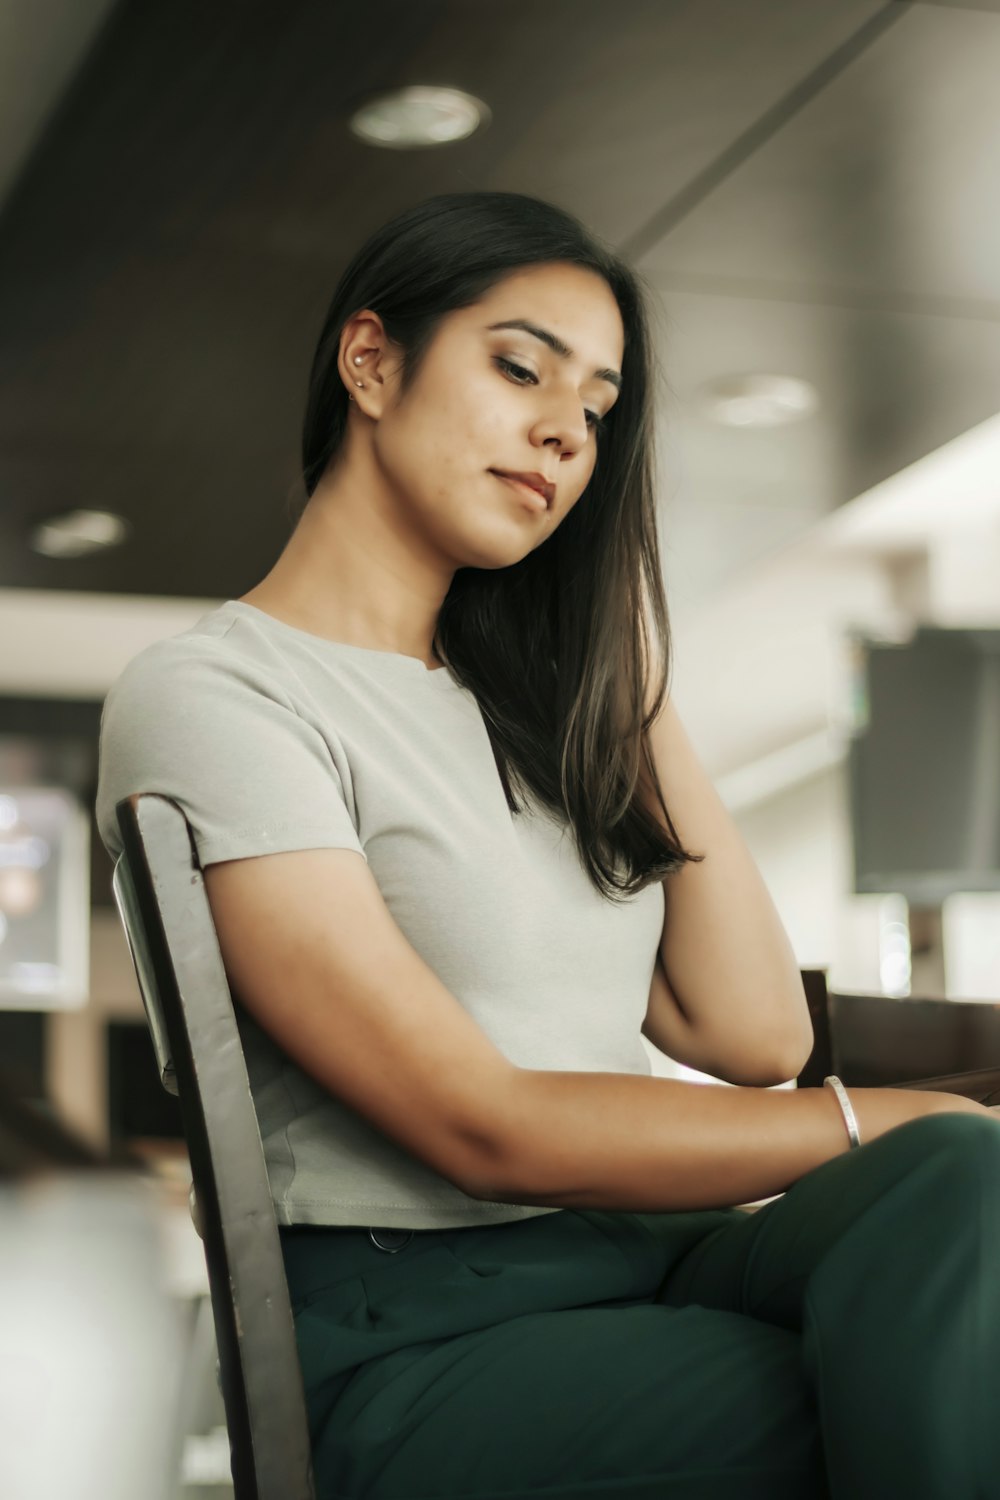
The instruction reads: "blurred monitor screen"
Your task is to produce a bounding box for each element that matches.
[0,787,90,1010]
[847,626,1000,903]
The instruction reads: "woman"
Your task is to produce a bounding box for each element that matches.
[96,191,999,1500]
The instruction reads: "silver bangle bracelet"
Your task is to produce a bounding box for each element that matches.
[823,1074,862,1150]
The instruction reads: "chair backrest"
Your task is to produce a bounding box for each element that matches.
[110,792,316,1500]
[796,969,835,1088]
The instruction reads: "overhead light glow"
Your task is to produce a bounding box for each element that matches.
[348,86,490,149]
[698,373,820,428]
[29,509,130,559]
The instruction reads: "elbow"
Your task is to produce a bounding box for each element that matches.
[448,1134,510,1203]
[762,1030,816,1088]
[755,1058,805,1089]
[456,1150,524,1205]
[447,1071,528,1203]
[724,1023,815,1089]
[753,988,817,1087]
[455,1121,534,1203]
[452,1070,557,1206]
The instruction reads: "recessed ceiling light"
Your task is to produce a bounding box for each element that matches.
[28,509,130,559]
[348,86,490,149]
[697,373,820,428]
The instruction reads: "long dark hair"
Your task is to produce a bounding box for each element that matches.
[297,191,704,903]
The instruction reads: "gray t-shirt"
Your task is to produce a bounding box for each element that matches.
[96,599,665,1229]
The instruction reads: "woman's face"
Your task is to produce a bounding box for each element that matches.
[354,261,625,568]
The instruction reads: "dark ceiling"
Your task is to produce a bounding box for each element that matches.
[3,0,998,612]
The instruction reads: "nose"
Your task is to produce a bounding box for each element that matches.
[536,394,590,455]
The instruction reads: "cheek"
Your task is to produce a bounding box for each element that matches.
[441,363,507,438]
[374,397,475,509]
[408,373,505,477]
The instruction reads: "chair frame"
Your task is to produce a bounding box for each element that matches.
[112,792,315,1500]
[798,969,1000,1102]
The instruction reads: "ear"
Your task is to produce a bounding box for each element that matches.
[339,310,396,418]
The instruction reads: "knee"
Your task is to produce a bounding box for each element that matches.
[891,1106,1000,1172]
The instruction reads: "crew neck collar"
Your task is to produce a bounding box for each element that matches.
[222,599,457,678]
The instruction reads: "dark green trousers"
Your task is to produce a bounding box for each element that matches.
[279,1111,999,1499]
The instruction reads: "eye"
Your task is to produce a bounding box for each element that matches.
[494,356,608,439]
[494,355,537,386]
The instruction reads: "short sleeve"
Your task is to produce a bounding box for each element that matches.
[95,640,368,869]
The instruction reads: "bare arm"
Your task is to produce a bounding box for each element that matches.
[641,945,797,1088]
[638,689,814,1085]
[468,1070,988,1213]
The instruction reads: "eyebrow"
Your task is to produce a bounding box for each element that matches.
[486,318,623,393]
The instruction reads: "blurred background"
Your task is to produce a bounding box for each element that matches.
[1,1,999,1494]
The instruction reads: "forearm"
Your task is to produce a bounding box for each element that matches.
[468,1066,990,1212]
[470,1066,853,1211]
[642,695,813,1078]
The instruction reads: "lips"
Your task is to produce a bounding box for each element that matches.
[490,470,555,508]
